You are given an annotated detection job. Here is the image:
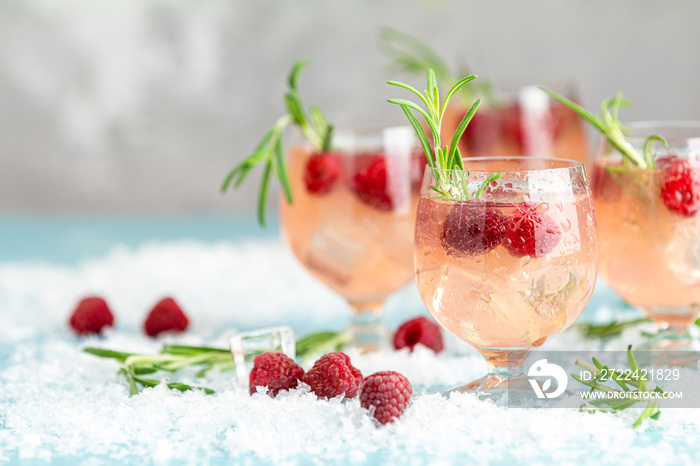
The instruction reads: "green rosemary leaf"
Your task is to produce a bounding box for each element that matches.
[573,348,663,427]
[322,124,334,153]
[387,80,433,110]
[166,382,215,395]
[83,347,135,363]
[447,98,482,168]
[539,87,608,134]
[643,135,667,169]
[222,58,332,226]
[120,369,139,396]
[539,87,649,168]
[257,161,273,226]
[309,105,328,138]
[475,173,501,199]
[273,136,293,204]
[161,345,230,355]
[377,26,453,83]
[440,74,478,122]
[575,317,651,338]
[388,98,440,147]
[398,105,435,167]
[288,57,308,90]
[285,91,308,128]
[389,70,486,198]
[426,69,439,118]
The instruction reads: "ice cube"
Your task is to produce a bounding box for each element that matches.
[229,326,296,385]
[305,213,373,284]
[666,221,700,287]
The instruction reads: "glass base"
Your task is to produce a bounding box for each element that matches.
[634,325,700,367]
[637,324,700,349]
[445,374,533,407]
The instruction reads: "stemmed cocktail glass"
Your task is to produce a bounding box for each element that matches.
[414,157,598,400]
[279,126,423,350]
[592,121,700,351]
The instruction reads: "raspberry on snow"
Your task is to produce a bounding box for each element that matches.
[143,297,190,337]
[302,352,363,399]
[69,296,114,335]
[393,316,444,353]
[249,352,305,396]
[359,371,413,425]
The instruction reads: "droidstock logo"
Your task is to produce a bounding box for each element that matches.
[527,359,568,399]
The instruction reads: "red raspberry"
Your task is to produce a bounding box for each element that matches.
[302,352,363,399]
[441,202,507,257]
[69,296,114,335]
[393,316,444,353]
[143,297,189,337]
[359,371,413,425]
[503,205,561,258]
[351,155,395,210]
[660,159,700,216]
[249,352,305,396]
[304,152,344,195]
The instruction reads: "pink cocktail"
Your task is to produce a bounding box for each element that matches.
[280,127,423,349]
[592,121,700,351]
[414,157,598,399]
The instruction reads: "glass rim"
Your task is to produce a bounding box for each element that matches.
[623,120,700,142]
[425,156,586,174]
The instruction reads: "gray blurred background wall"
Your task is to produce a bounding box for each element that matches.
[1,0,698,214]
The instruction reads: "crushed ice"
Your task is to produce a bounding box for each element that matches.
[0,241,698,463]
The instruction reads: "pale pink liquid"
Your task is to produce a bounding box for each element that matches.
[415,192,597,351]
[593,158,700,327]
[441,101,588,164]
[280,146,421,307]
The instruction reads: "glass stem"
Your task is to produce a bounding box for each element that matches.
[347,302,387,351]
[481,348,529,382]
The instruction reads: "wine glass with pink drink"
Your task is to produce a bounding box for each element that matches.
[222,59,424,350]
[387,70,598,401]
[541,89,700,360]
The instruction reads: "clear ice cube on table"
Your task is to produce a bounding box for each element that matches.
[229,326,295,385]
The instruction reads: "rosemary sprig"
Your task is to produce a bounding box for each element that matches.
[388,69,500,199]
[572,346,662,427]
[575,317,652,339]
[539,88,668,169]
[576,316,700,339]
[84,330,348,396]
[377,26,497,106]
[221,58,333,225]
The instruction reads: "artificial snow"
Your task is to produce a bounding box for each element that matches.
[0,240,698,464]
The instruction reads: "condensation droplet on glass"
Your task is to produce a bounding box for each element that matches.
[560,218,572,233]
